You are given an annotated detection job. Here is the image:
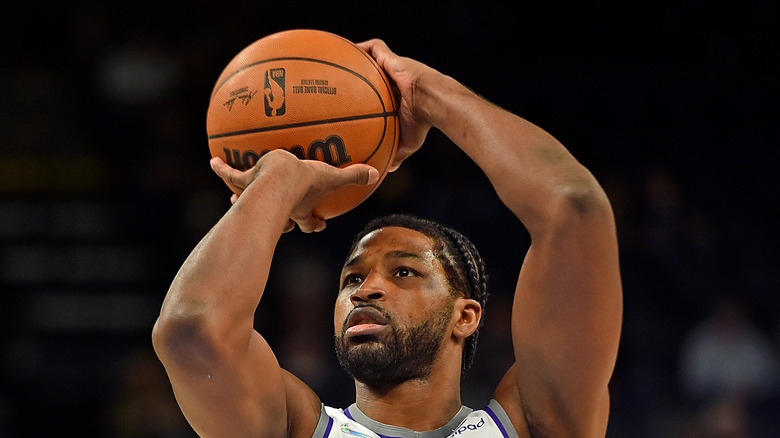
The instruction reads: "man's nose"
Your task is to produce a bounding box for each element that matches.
[350,273,387,304]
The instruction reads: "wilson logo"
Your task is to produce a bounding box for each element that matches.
[223,135,352,170]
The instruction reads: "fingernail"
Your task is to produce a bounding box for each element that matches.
[368,168,380,184]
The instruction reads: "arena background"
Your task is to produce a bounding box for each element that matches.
[1,1,778,436]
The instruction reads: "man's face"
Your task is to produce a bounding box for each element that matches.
[334,227,455,383]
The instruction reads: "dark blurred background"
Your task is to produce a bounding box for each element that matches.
[1,1,779,436]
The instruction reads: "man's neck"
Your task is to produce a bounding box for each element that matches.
[353,372,463,431]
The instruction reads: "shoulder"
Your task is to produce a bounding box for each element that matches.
[450,400,522,438]
[494,363,611,437]
[282,370,322,438]
[493,367,529,435]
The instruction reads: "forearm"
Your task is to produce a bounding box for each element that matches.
[155,159,300,351]
[418,74,611,233]
[151,149,357,438]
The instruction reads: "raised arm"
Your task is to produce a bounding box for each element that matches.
[361,40,623,436]
[152,150,379,437]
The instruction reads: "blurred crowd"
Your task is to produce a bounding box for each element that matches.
[1,2,778,437]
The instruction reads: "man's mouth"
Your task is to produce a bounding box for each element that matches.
[344,306,389,337]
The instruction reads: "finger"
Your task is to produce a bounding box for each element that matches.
[282,219,295,233]
[312,162,379,193]
[294,215,326,234]
[230,193,238,204]
[388,148,414,173]
[210,157,246,191]
[356,39,394,67]
[337,163,380,187]
[355,38,382,54]
[311,216,327,233]
[209,156,229,174]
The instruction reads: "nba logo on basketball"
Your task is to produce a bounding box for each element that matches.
[264,68,286,116]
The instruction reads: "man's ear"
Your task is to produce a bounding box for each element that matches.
[452,298,482,339]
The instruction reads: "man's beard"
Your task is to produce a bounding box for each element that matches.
[334,301,453,384]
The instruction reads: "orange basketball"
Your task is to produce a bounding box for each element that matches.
[206,29,399,219]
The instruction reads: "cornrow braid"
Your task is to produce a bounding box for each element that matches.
[347,214,489,378]
[436,225,488,377]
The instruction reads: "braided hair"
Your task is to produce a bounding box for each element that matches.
[347,214,489,378]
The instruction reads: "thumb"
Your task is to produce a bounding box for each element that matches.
[338,164,380,186]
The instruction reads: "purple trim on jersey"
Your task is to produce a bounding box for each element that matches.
[321,416,333,437]
[344,406,355,421]
[484,406,510,438]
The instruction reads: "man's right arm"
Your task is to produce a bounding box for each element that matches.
[152,150,378,437]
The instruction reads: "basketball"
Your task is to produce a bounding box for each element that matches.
[206,29,399,219]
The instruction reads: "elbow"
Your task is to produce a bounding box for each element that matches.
[561,178,612,217]
[152,310,200,356]
[527,172,619,242]
[152,305,219,371]
[552,172,615,223]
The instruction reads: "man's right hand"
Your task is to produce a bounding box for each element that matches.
[210,150,379,232]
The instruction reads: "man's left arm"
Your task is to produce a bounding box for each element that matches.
[359,39,623,436]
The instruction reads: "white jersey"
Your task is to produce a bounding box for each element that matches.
[311,399,519,438]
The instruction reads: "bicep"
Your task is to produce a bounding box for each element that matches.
[158,329,310,437]
[502,214,622,434]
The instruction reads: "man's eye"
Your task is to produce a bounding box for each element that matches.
[343,275,363,287]
[395,267,417,278]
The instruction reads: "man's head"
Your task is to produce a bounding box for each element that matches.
[333,214,489,383]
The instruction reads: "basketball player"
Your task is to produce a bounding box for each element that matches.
[153,38,623,437]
